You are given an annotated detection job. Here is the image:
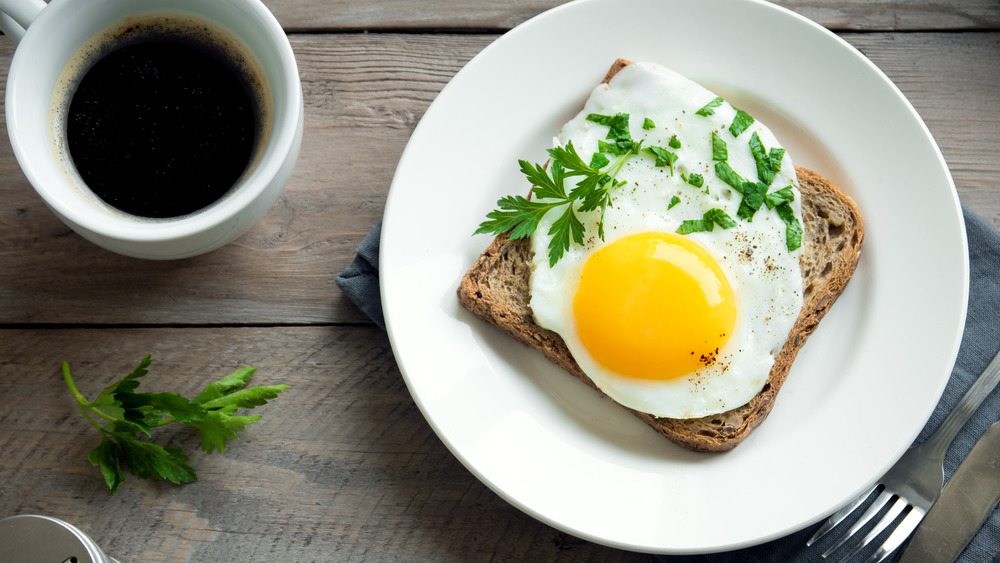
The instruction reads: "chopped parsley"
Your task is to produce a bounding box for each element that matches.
[736,181,767,221]
[668,195,681,209]
[714,161,747,191]
[643,117,656,130]
[590,112,639,156]
[668,135,682,149]
[684,173,704,188]
[695,97,724,117]
[775,201,803,251]
[676,208,737,234]
[765,186,796,209]
[749,132,785,186]
[729,109,755,137]
[587,112,630,138]
[598,140,634,156]
[711,132,728,161]
[643,146,678,172]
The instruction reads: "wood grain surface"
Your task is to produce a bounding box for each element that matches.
[0,0,997,561]
[266,0,1000,31]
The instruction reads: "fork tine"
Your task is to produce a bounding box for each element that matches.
[833,496,908,563]
[865,506,927,563]
[807,484,879,546]
[821,489,895,558]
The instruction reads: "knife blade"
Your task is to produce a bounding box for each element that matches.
[897,418,1000,563]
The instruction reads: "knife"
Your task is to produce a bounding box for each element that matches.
[897,418,1000,563]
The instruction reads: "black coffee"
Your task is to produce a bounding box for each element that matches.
[66,39,257,219]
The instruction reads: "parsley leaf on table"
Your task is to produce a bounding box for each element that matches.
[63,355,287,493]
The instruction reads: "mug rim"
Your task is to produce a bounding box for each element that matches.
[5,0,302,245]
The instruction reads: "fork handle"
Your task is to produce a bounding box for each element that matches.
[922,346,1000,460]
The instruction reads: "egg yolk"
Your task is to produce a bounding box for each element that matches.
[573,232,737,381]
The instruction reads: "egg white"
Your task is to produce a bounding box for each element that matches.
[528,62,804,419]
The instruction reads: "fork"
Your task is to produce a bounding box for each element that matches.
[806,346,1000,562]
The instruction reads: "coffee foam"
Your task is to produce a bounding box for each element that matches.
[50,13,274,222]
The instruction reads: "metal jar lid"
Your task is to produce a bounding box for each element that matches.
[0,514,119,563]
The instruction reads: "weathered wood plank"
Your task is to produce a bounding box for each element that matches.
[265,0,1000,32]
[845,32,1000,225]
[778,0,1000,31]
[2,0,996,34]
[0,326,659,562]
[0,32,996,326]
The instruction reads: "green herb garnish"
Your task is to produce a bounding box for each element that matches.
[695,97,724,117]
[598,140,637,156]
[737,181,767,221]
[643,146,679,172]
[668,195,681,209]
[643,117,656,130]
[590,112,638,155]
[748,132,785,186]
[685,173,704,188]
[729,109,755,137]
[711,132,728,161]
[478,113,641,266]
[765,185,796,209]
[64,355,287,494]
[676,208,737,234]
[588,112,632,142]
[775,201,803,251]
[668,135,681,149]
[477,139,638,266]
[714,161,747,191]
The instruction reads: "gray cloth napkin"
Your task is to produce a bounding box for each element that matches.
[335,206,1000,561]
[334,219,384,329]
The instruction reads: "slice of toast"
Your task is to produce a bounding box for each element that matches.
[457,60,864,452]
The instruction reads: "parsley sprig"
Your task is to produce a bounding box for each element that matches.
[64,355,287,494]
[476,140,638,267]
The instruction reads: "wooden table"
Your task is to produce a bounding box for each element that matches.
[1,1,997,560]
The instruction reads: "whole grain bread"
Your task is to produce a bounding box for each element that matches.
[457,60,864,452]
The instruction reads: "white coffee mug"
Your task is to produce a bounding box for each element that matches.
[0,0,303,259]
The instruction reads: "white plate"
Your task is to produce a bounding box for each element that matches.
[380,0,968,554]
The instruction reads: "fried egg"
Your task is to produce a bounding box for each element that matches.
[529,62,804,419]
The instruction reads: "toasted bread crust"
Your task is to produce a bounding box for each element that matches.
[457,60,864,452]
